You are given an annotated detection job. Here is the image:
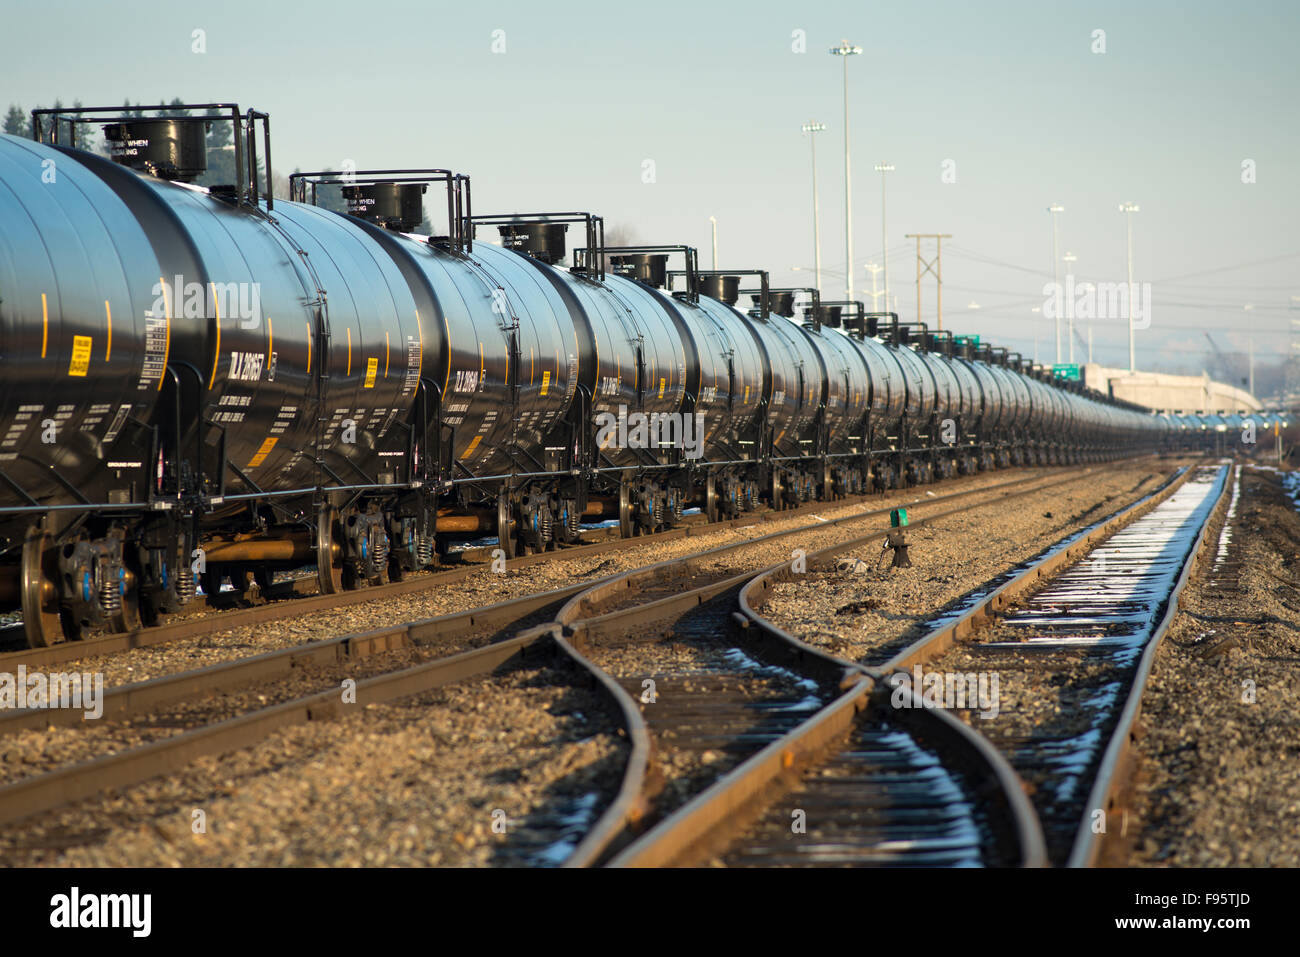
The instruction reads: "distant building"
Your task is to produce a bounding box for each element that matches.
[1081,364,1262,413]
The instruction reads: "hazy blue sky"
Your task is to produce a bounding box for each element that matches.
[3,0,1296,385]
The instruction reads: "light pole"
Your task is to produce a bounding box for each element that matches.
[1244,305,1255,396]
[1031,306,1041,364]
[1062,251,1077,364]
[1048,204,1064,364]
[802,121,826,295]
[830,40,862,301]
[875,163,894,311]
[708,215,717,270]
[1119,202,1140,372]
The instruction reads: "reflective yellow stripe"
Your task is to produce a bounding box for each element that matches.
[415,308,425,386]
[266,315,273,365]
[104,300,112,361]
[384,330,390,377]
[305,320,312,373]
[41,293,48,358]
[158,276,171,391]
[346,327,352,376]
[208,285,222,388]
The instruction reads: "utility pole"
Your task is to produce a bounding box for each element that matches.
[1119,202,1140,372]
[708,215,717,270]
[830,40,862,301]
[864,262,883,311]
[904,233,951,330]
[875,163,894,310]
[802,122,826,295]
[1048,204,1064,364]
[1243,305,1255,397]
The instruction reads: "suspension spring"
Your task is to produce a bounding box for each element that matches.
[176,567,196,603]
[99,567,122,614]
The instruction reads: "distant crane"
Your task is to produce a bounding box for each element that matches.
[1072,325,1089,364]
[1204,333,1247,387]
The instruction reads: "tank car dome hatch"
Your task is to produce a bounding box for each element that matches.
[765,291,796,317]
[810,304,842,327]
[498,222,568,264]
[700,274,740,305]
[611,253,668,287]
[103,118,208,182]
[343,182,427,232]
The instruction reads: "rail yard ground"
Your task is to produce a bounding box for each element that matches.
[4,457,1299,870]
[1130,464,1300,866]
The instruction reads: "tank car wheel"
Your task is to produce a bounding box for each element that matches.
[618,482,635,538]
[200,565,224,600]
[316,506,345,594]
[139,536,189,624]
[250,565,276,600]
[109,559,142,634]
[822,464,836,502]
[705,474,720,523]
[21,526,66,647]
[770,472,784,511]
[496,494,517,559]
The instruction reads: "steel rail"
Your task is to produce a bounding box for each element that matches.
[0,582,592,735]
[877,465,1197,676]
[0,467,1096,728]
[0,469,1094,834]
[0,625,560,828]
[0,463,1158,867]
[557,467,1109,641]
[556,465,1143,865]
[1066,462,1234,867]
[1,467,1094,672]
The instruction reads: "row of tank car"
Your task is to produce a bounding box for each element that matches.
[0,103,1180,647]
[1160,411,1293,452]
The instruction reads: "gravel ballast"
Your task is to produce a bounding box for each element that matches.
[36,466,1065,689]
[759,463,1174,666]
[1,657,626,867]
[1129,464,1300,867]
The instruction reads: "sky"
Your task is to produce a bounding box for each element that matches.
[3,0,1297,389]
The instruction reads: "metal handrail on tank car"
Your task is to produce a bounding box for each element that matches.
[31,102,274,210]
[471,212,606,281]
[289,168,473,253]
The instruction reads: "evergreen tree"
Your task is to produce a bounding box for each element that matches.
[3,104,28,138]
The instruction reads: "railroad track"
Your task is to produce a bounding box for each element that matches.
[0,464,1094,670]
[0,465,1106,864]
[550,465,1151,865]
[598,460,1221,868]
[873,462,1232,866]
[0,467,1096,735]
